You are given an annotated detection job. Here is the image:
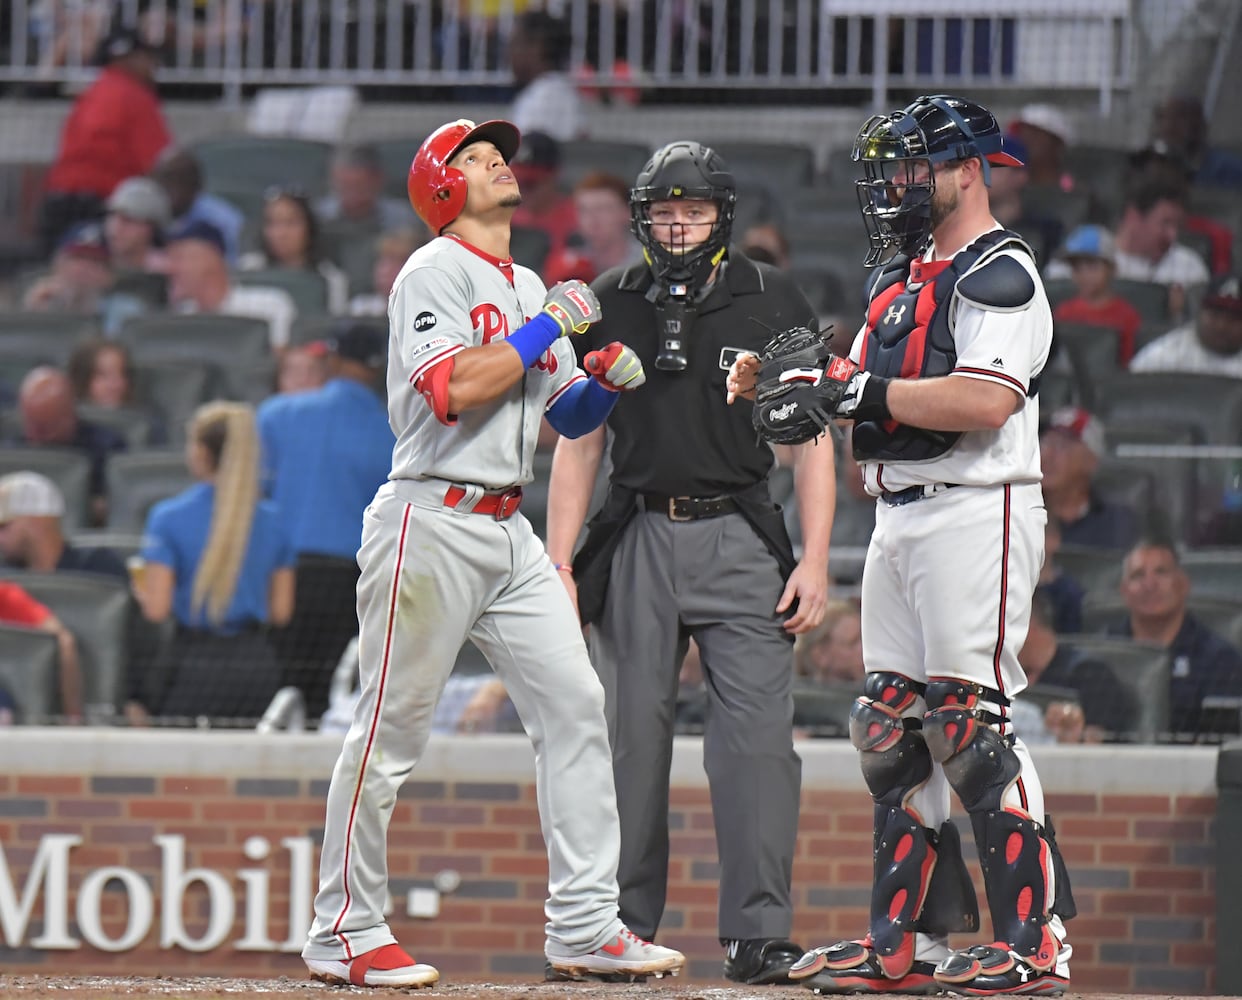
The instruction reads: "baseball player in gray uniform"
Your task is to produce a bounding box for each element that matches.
[302,118,684,988]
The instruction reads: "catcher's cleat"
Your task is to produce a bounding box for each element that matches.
[723,937,805,985]
[934,944,1069,996]
[304,942,440,988]
[790,940,942,995]
[545,927,684,980]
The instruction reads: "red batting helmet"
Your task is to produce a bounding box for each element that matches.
[407,118,522,233]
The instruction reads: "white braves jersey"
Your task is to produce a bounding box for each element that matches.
[386,235,585,488]
[849,228,1051,494]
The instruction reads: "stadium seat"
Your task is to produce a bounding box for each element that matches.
[1054,321,1123,385]
[68,531,145,563]
[104,449,193,533]
[1043,278,1076,311]
[1054,544,1122,594]
[373,137,422,200]
[191,136,335,199]
[1020,184,1091,233]
[0,311,100,366]
[1112,278,1173,328]
[76,405,152,449]
[119,314,272,400]
[712,141,817,193]
[322,224,380,299]
[558,139,652,191]
[792,684,855,738]
[0,623,59,723]
[1181,550,1242,600]
[1094,373,1242,446]
[236,269,329,316]
[0,447,91,532]
[0,570,132,719]
[130,360,212,445]
[1058,635,1171,742]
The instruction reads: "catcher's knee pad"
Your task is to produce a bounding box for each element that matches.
[849,672,929,807]
[922,679,1071,969]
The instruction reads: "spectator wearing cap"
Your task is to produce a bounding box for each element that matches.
[987,133,1064,268]
[1009,103,1077,191]
[10,366,127,527]
[151,148,245,265]
[0,579,85,723]
[509,131,578,276]
[39,25,172,255]
[104,176,170,273]
[508,10,582,142]
[1040,406,1139,551]
[22,221,114,314]
[0,471,126,580]
[165,219,297,352]
[256,321,395,719]
[1130,273,1242,377]
[1110,537,1242,738]
[1052,224,1144,366]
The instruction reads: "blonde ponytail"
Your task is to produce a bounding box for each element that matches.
[188,402,260,625]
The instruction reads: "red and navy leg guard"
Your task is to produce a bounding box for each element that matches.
[922,679,1074,972]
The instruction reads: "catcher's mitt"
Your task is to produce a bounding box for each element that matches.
[751,325,859,445]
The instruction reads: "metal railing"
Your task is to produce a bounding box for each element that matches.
[1,0,1135,109]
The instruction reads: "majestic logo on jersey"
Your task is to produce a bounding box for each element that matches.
[470,303,511,344]
[414,311,437,332]
[883,303,908,325]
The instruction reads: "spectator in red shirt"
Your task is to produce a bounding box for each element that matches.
[543,171,642,285]
[0,580,84,723]
[1053,225,1144,366]
[509,131,578,276]
[40,25,171,256]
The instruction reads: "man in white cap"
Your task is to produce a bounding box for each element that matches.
[0,471,126,580]
[1010,103,1076,190]
[105,176,171,273]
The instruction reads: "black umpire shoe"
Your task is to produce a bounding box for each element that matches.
[723,938,805,985]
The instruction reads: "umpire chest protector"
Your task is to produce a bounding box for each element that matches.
[853,229,1035,463]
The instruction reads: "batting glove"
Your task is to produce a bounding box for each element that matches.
[585,341,646,391]
[541,279,603,337]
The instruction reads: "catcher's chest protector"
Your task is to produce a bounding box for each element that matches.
[853,229,1028,463]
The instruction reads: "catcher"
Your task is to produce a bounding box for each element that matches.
[727,94,1075,997]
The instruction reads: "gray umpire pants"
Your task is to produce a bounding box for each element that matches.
[588,508,801,943]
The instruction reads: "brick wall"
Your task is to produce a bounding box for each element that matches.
[0,733,1221,993]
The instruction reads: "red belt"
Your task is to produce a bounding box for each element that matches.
[444,485,523,520]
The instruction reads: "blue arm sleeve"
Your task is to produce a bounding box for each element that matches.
[545,377,617,439]
[507,312,562,368]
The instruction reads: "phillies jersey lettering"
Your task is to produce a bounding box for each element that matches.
[388,236,585,488]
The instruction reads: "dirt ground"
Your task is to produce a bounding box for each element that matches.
[0,978,1199,1000]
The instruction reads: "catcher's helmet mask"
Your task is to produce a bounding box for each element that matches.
[853,94,1023,267]
[630,141,737,297]
[408,119,522,234]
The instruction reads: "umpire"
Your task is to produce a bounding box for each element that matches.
[546,141,836,985]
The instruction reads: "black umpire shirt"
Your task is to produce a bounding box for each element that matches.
[577,248,816,496]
